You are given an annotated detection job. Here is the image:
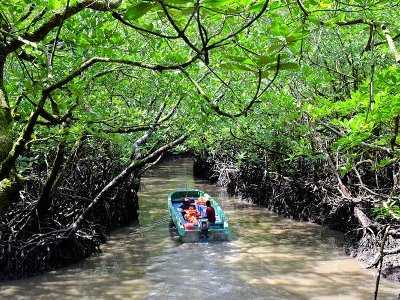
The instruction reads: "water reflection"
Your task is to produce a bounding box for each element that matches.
[0,158,399,299]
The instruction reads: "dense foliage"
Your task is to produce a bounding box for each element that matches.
[1,0,400,281]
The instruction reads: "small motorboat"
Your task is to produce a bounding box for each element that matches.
[168,189,229,242]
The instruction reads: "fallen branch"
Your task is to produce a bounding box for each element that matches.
[69,134,187,232]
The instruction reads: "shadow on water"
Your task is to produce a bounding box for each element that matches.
[0,158,399,299]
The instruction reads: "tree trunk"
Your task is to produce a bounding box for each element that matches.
[37,140,66,222]
[0,51,16,208]
[70,135,187,232]
[0,94,47,180]
[0,52,12,165]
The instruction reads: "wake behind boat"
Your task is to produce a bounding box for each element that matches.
[168,189,229,242]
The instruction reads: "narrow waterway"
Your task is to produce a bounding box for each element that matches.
[1,158,399,299]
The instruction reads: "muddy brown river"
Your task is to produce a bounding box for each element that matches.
[1,158,399,299]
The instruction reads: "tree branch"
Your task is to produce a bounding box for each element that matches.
[69,134,188,232]
[131,103,167,159]
[158,0,201,55]
[44,55,200,96]
[382,25,400,64]
[2,52,192,179]
[5,0,123,55]
[207,0,270,50]
[229,128,285,156]
[180,54,280,118]
[111,12,179,39]
[48,0,71,78]
[317,120,392,154]
[296,0,309,17]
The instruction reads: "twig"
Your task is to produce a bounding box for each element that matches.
[48,0,70,78]
[374,225,390,300]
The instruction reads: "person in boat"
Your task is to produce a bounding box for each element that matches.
[180,197,192,219]
[180,197,191,210]
[199,200,215,239]
[205,200,216,224]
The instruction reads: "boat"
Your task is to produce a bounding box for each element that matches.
[168,189,229,242]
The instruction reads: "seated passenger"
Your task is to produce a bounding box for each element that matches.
[180,198,191,210]
[205,200,216,224]
[196,196,207,206]
[180,198,191,218]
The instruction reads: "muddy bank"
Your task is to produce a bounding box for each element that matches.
[193,154,400,283]
[3,158,400,299]
[194,154,358,230]
[0,140,140,280]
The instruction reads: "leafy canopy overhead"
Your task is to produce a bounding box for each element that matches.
[0,0,400,180]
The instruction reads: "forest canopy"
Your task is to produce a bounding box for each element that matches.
[1,0,400,280]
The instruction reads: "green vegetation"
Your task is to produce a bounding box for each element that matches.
[1,0,400,281]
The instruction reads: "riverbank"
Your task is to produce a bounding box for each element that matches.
[1,158,399,299]
[193,154,400,283]
[0,141,140,280]
[0,151,194,280]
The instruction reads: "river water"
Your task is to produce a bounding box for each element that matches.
[1,158,399,299]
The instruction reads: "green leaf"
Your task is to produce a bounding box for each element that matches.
[220,62,254,72]
[125,2,156,20]
[255,55,276,67]
[48,0,63,10]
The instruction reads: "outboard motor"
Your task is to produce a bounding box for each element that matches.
[200,218,209,239]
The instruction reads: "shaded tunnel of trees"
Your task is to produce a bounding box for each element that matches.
[1,1,400,293]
